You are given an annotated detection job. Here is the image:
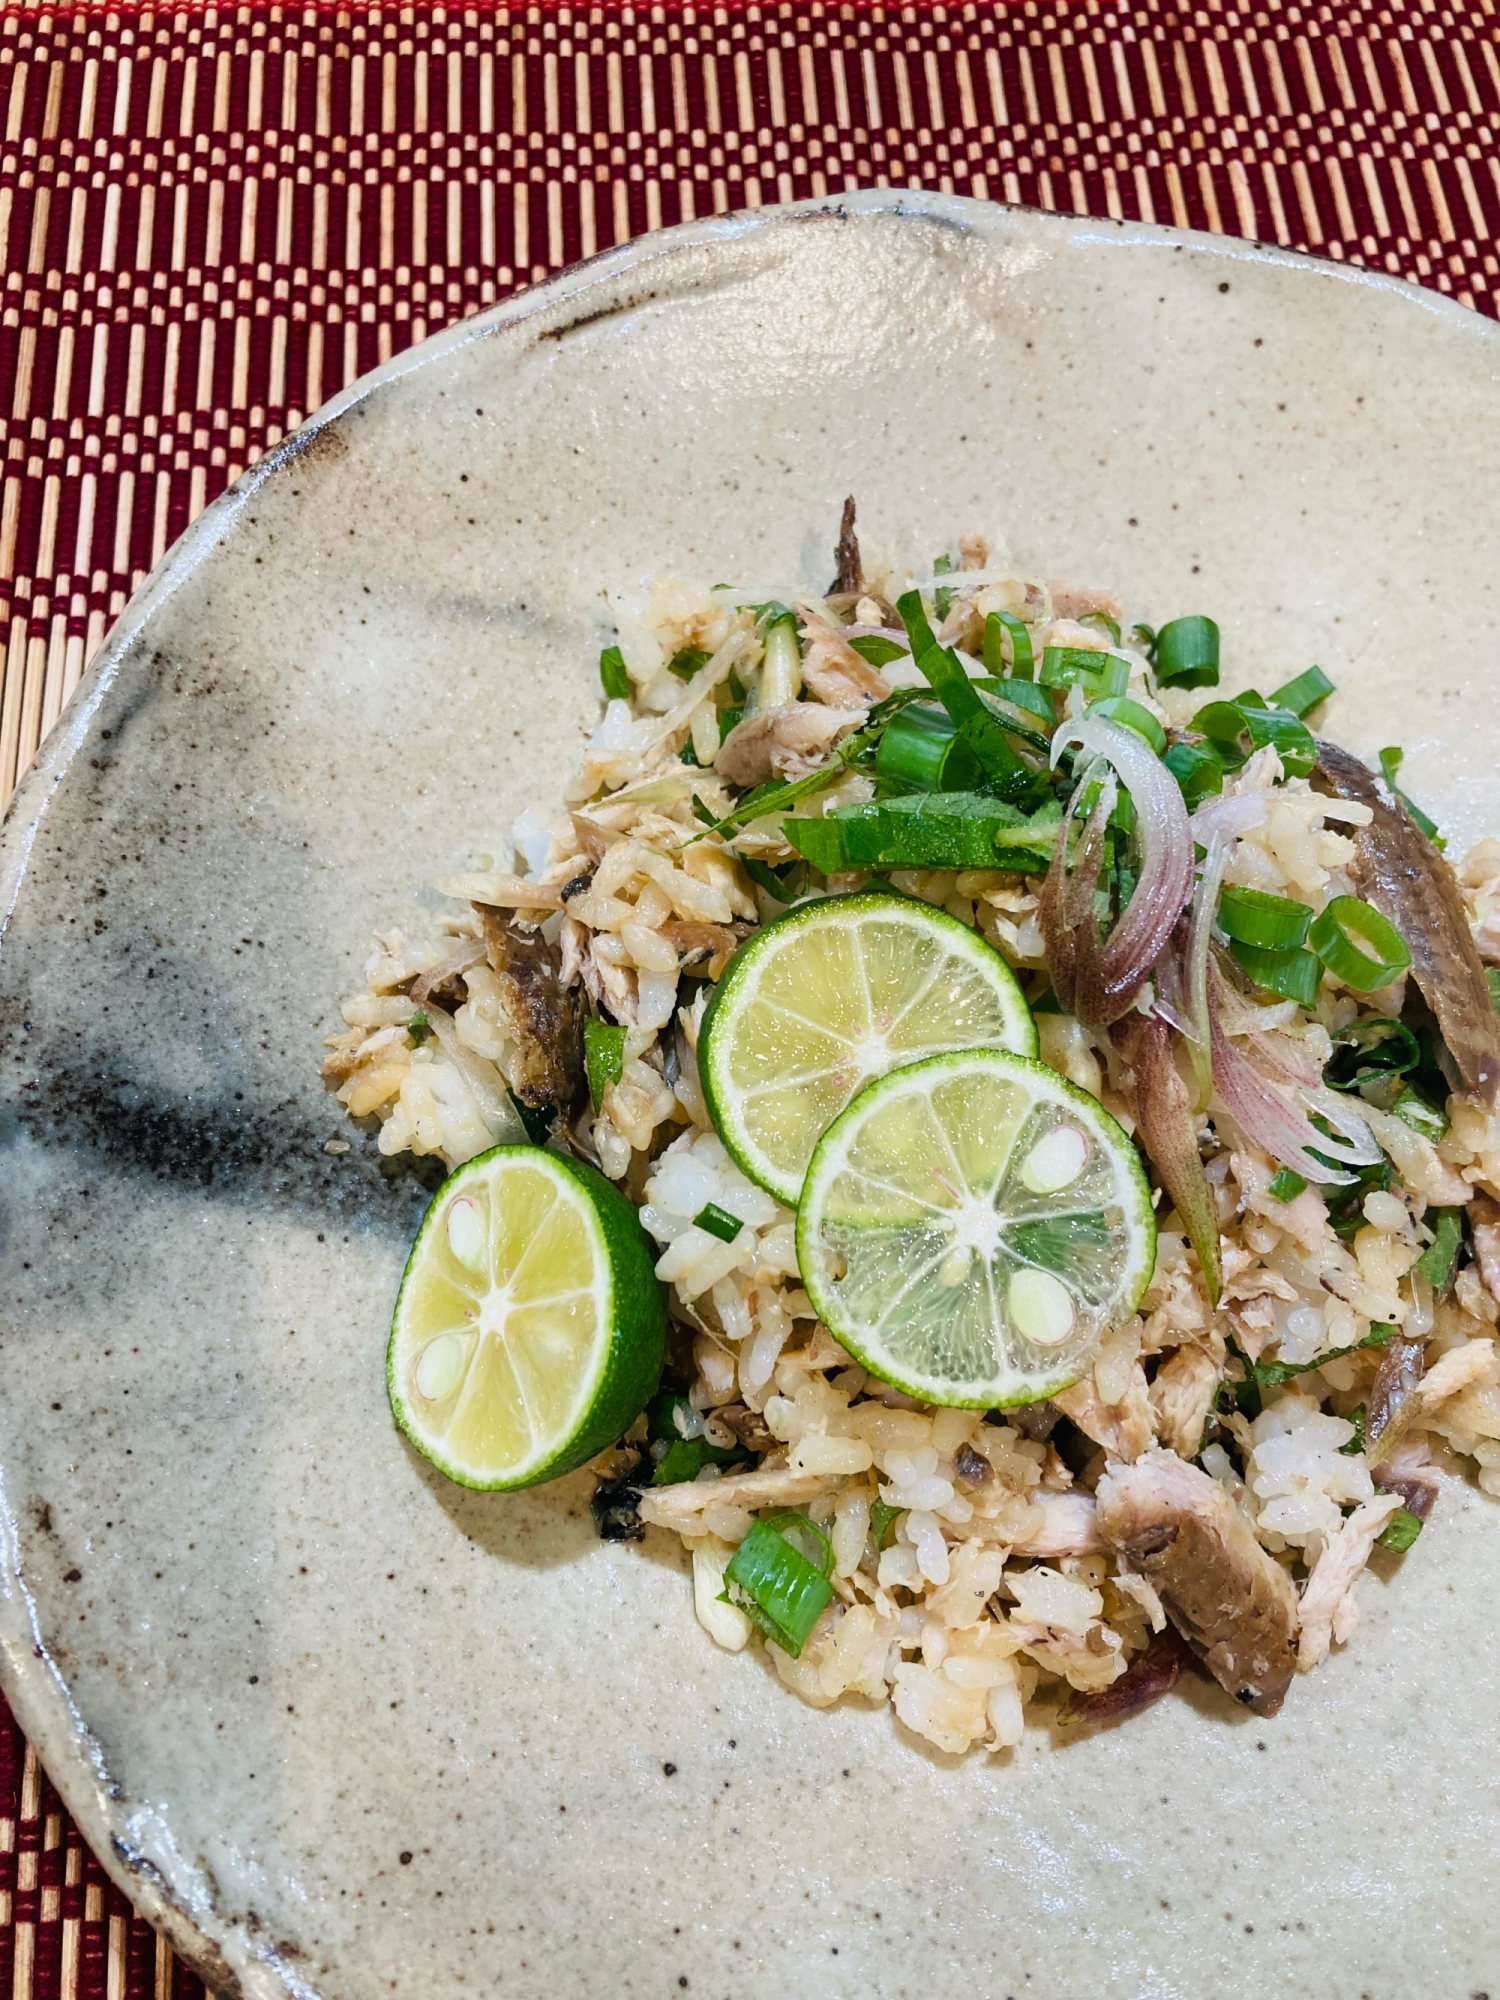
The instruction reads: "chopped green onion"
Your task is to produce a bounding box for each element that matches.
[718,705,744,741]
[1218,885,1313,951]
[1131,622,1158,659]
[721,1513,834,1657]
[1414,1207,1463,1290]
[668,645,711,681]
[983,610,1034,680]
[1324,1018,1421,1091]
[694,1201,745,1243]
[1269,663,1335,717]
[1084,695,1166,754]
[759,613,802,708]
[932,553,956,621]
[1163,739,1226,810]
[408,1008,431,1045]
[1190,697,1252,752]
[875,701,983,794]
[848,633,908,668]
[1229,939,1323,1007]
[1375,1505,1423,1552]
[1039,645,1130,696]
[584,1016,627,1109]
[1489,967,1500,1015]
[1080,610,1123,647]
[1154,615,1220,690]
[1268,1166,1308,1203]
[867,1497,902,1548]
[1309,896,1412,990]
[1337,1403,1367,1455]
[1236,696,1317,778]
[1377,746,1445,846]
[1390,1085,1448,1145]
[746,598,792,624]
[599,644,631,700]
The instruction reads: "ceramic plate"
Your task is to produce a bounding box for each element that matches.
[3,192,1499,2000]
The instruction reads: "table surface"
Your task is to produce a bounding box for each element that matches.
[2,2,1497,1995]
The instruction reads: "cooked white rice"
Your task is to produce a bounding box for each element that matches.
[324,536,1500,1753]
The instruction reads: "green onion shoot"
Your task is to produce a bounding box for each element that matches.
[693,1201,745,1244]
[721,1513,834,1656]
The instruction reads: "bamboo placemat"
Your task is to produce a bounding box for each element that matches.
[3,0,1499,1993]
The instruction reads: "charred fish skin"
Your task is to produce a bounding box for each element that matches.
[473,902,586,1118]
[1314,741,1500,1105]
[1095,1450,1299,1718]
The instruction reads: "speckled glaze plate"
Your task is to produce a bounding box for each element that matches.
[3,192,1500,2000]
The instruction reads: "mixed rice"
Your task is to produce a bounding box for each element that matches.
[324,511,1500,1753]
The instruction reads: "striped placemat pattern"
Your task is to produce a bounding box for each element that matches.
[3,2,1499,1995]
[1,1,1499,816]
[0,1702,202,2000]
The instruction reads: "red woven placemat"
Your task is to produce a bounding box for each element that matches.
[2,1,1498,1992]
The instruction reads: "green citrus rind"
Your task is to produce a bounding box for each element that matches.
[699,890,1038,1206]
[796,1048,1156,1409]
[388,1143,665,1491]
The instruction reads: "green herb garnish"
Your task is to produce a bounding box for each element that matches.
[668,645,712,681]
[896,592,1033,798]
[1376,1505,1423,1552]
[1268,1166,1308,1203]
[408,1009,431,1045]
[599,644,631,700]
[848,633,908,668]
[584,1016,627,1109]
[1323,1018,1421,1092]
[1337,1403,1367,1454]
[507,1090,556,1145]
[867,1496,902,1548]
[1414,1207,1463,1291]
[784,792,1061,876]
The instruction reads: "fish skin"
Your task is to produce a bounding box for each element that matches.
[1314,740,1500,1104]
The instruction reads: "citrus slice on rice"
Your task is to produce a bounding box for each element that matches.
[389,1145,665,1490]
[796,1049,1156,1408]
[698,890,1037,1205]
